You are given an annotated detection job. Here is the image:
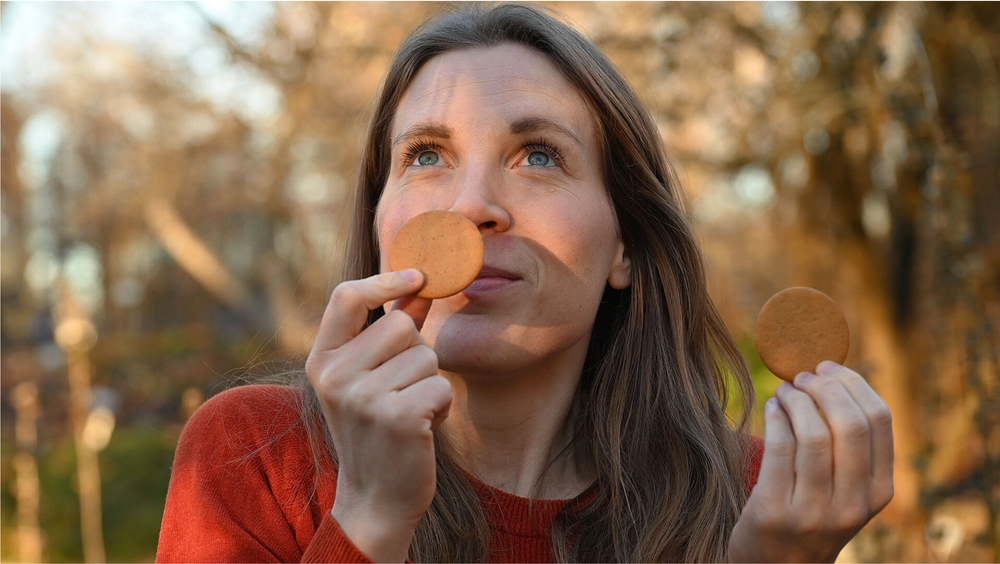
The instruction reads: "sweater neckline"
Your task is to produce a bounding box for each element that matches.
[460,468,597,538]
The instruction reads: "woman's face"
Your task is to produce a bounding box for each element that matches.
[377,44,631,378]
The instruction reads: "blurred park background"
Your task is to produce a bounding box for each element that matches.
[0,1,997,562]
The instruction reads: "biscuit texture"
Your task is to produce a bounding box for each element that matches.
[754,287,850,381]
[388,210,484,299]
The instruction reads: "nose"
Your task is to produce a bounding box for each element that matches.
[448,166,511,234]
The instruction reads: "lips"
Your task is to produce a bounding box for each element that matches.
[463,265,521,295]
[476,266,519,281]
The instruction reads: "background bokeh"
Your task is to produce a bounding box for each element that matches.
[1,2,998,562]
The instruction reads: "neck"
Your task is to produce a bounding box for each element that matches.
[438,352,594,500]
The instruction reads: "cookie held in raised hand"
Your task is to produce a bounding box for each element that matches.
[388,210,485,299]
[754,287,850,381]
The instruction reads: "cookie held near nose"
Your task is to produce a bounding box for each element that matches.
[388,210,485,299]
[754,287,850,382]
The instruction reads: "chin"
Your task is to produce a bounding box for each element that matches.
[424,317,535,377]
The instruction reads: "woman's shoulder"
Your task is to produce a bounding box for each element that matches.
[190,383,304,425]
[162,383,338,562]
[179,383,312,461]
[196,383,304,416]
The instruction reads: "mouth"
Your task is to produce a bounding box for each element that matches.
[463,265,522,295]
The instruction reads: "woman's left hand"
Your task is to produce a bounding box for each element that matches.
[728,361,894,563]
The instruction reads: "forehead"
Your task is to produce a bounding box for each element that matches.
[390,44,595,139]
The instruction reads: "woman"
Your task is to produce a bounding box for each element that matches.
[157,4,893,562]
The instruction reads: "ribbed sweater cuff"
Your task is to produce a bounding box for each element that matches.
[301,513,374,563]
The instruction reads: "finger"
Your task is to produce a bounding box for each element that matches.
[335,309,426,375]
[794,368,872,508]
[775,381,833,505]
[391,293,433,331]
[753,397,796,506]
[394,374,453,431]
[313,270,425,352]
[371,343,439,391]
[817,361,894,509]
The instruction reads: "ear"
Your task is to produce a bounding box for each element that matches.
[607,240,632,290]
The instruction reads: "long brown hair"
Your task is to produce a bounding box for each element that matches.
[302,3,757,561]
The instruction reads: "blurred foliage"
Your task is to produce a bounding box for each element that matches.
[1,426,176,563]
[1,1,998,562]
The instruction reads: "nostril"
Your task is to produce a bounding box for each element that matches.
[480,221,497,229]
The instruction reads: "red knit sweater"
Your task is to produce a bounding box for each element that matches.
[156,384,762,563]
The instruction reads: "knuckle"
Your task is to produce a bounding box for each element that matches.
[382,405,410,431]
[432,375,453,397]
[883,484,895,508]
[325,353,350,379]
[840,369,867,388]
[372,273,413,299]
[775,382,797,399]
[304,354,322,381]
[344,381,378,416]
[415,345,439,372]
[873,482,894,511]
[420,374,453,404]
[330,282,362,306]
[376,310,414,345]
[870,402,893,428]
[306,354,341,390]
[800,431,831,454]
[311,353,350,386]
[779,386,811,408]
[340,383,364,409]
[371,273,399,293]
[836,414,871,441]
[765,437,795,458]
[386,309,417,334]
[815,377,844,395]
[838,505,870,530]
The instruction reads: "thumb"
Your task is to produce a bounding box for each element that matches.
[391,274,433,330]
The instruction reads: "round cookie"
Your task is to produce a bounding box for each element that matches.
[754,287,850,381]
[388,210,484,299]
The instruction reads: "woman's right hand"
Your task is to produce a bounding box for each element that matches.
[305,269,450,563]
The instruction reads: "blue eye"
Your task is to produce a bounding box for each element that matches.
[417,151,440,166]
[527,151,551,166]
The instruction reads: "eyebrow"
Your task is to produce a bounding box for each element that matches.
[509,116,584,149]
[391,116,585,150]
[392,123,451,149]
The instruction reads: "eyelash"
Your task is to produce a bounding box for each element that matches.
[400,139,443,167]
[398,138,566,167]
[523,138,566,167]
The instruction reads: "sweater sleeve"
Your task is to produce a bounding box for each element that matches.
[745,434,764,496]
[301,514,375,563]
[156,385,374,563]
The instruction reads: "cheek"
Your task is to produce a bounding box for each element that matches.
[535,199,619,280]
[374,196,414,272]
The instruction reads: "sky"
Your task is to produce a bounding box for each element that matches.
[2,2,279,312]
[2,1,284,187]
[2,2,277,102]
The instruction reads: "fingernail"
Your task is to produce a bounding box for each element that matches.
[817,361,840,375]
[400,269,425,285]
[765,397,778,413]
[795,371,815,385]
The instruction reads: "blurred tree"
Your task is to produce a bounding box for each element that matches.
[1,2,997,562]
